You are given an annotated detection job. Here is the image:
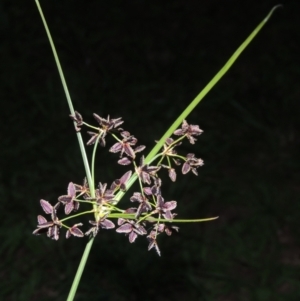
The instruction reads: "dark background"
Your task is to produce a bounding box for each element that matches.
[1,0,299,300]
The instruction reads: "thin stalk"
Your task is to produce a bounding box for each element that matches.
[66,238,94,301]
[144,5,282,165]
[35,2,96,301]
[91,135,101,189]
[35,0,93,191]
[107,213,218,223]
[113,6,281,204]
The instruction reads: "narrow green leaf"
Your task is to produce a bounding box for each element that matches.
[145,5,282,164]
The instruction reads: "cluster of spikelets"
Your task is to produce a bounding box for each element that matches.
[33,113,204,256]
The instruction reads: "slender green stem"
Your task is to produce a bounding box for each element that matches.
[136,211,156,224]
[66,238,94,301]
[145,217,219,223]
[107,212,218,223]
[35,2,96,301]
[82,122,100,131]
[111,6,281,206]
[105,203,124,213]
[147,153,164,165]
[75,200,95,205]
[91,134,101,188]
[61,210,95,223]
[35,0,93,191]
[144,5,282,165]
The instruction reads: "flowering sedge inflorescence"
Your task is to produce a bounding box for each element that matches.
[33,112,204,256]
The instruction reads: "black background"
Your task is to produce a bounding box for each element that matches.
[1,0,299,300]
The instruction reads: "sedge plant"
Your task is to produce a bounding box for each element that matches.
[33,1,281,300]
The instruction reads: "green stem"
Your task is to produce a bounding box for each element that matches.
[91,134,101,189]
[66,238,94,301]
[112,6,281,205]
[107,212,218,223]
[144,5,282,165]
[146,217,219,223]
[82,122,100,131]
[61,210,95,223]
[35,0,93,193]
[35,2,96,300]
[76,200,95,205]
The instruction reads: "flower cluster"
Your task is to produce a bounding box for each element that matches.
[33,113,204,256]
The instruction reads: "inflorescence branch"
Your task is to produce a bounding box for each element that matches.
[33,112,207,256]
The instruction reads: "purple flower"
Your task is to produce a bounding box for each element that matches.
[156,195,177,220]
[147,232,161,256]
[86,130,107,147]
[66,223,84,238]
[85,215,115,237]
[58,182,79,215]
[32,200,61,240]
[173,120,203,144]
[110,131,137,158]
[69,111,83,132]
[94,182,115,204]
[74,178,89,198]
[160,165,177,182]
[154,223,179,236]
[135,156,161,185]
[117,157,132,165]
[161,138,180,157]
[143,183,161,197]
[93,114,123,131]
[182,153,204,175]
[110,170,132,192]
[130,192,152,218]
[116,219,147,243]
[87,114,123,147]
